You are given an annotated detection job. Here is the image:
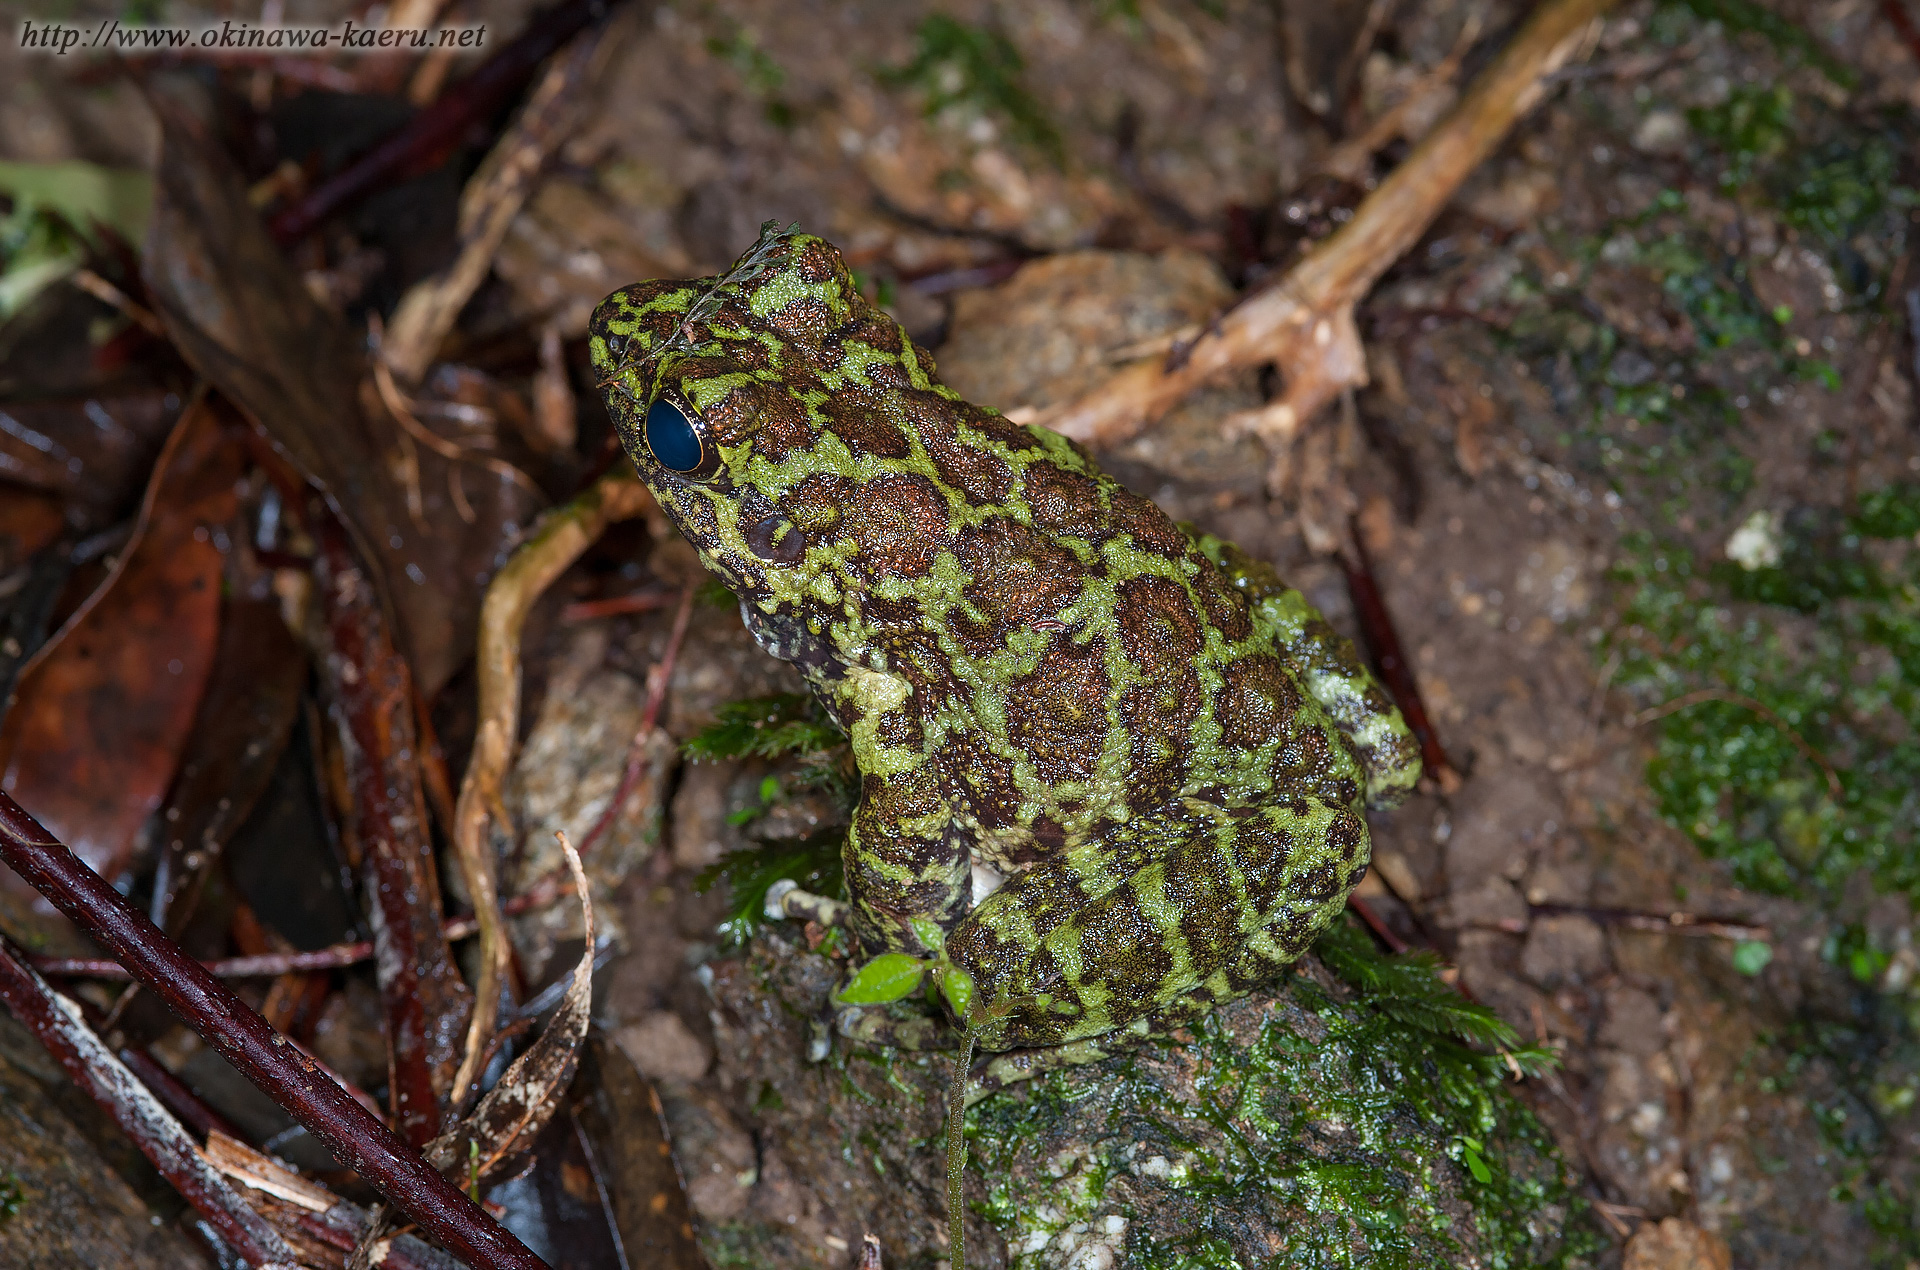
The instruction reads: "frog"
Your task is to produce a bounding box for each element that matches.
[589,222,1421,1261]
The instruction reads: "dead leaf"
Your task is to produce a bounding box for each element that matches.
[139,90,543,697]
[0,391,181,520]
[148,597,306,931]
[0,397,240,892]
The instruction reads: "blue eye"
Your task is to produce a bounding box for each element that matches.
[644,398,706,473]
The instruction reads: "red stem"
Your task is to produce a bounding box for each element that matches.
[1342,522,1459,786]
[315,514,469,1146]
[0,791,550,1270]
[267,0,612,244]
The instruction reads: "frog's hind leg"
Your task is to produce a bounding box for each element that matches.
[1192,532,1421,807]
[950,794,1370,1052]
[974,928,1305,1094]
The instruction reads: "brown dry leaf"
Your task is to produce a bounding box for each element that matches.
[0,397,240,889]
[139,90,543,697]
[148,597,307,930]
[574,1037,710,1270]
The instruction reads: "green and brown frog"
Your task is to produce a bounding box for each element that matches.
[589,223,1419,1261]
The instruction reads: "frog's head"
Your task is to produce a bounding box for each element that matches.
[588,223,984,666]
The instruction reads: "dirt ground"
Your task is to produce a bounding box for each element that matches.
[4,0,1920,1266]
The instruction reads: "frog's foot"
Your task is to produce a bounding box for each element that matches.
[764,879,850,927]
[834,1002,959,1051]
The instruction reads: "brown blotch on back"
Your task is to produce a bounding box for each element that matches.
[957,520,1086,638]
[1004,642,1113,782]
[1106,487,1189,556]
[919,403,1015,505]
[1189,554,1252,643]
[1215,655,1303,754]
[748,390,816,463]
[1023,461,1107,538]
[848,473,953,578]
[821,389,911,460]
[1114,575,1204,676]
[1119,680,1195,813]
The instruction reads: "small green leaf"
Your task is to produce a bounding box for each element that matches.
[940,967,975,1021]
[1731,940,1774,977]
[1772,304,1793,324]
[1463,1145,1492,1185]
[759,774,782,804]
[908,916,946,954]
[837,953,927,1004]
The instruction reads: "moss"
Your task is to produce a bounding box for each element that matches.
[878,15,1065,166]
[1501,16,1920,1259]
[963,923,1591,1269]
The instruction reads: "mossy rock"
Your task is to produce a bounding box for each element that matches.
[694,929,1596,1269]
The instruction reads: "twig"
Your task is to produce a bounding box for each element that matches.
[1471,902,1769,941]
[0,934,301,1268]
[576,581,695,861]
[561,588,675,622]
[1346,894,1409,954]
[450,465,654,1106]
[70,267,168,337]
[34,879,573,981]
[0,791,550,1269]
[1041,0,1616,450]
[383,25,605,385]
[1630,688,1843,802]
[267,0,616,245]
[118,1044,247,1142]
[204,1131,468,1270]
[314,515,472,1146]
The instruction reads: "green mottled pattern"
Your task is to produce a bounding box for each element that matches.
[589,226,1420,1054]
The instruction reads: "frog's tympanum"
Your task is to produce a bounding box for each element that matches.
[589,224,1419,1255]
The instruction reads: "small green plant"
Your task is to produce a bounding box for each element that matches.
[0,1171,23,1224]
[685,694,852,943]
[879,15,1064,165]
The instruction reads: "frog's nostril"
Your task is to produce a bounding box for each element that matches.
[644,398,706,472]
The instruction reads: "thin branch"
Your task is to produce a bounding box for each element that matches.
[33,876,573,981]
[266,0,614,245]
[0,790,550,1269]
[1041,0,1616,450]
[1342,518,1461,792]
[450,465,654,1105]
[577,580,696,860]
[315,515,471,1146]
[0,934,301,1268]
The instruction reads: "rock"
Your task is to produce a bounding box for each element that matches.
[937,251,1270,492]
[0,1018,204,1268]
[615,1011,711,1086]
[1623,1217,1732,1270]
[1521,915,1610,987]
[682,932,1589,1268]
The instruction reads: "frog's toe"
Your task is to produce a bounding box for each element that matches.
[834,1003,953,1052]
[764,879,849,927]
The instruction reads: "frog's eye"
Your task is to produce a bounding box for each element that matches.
[643,397,717,477]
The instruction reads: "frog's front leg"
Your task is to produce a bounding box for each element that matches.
[767,760,970,956]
